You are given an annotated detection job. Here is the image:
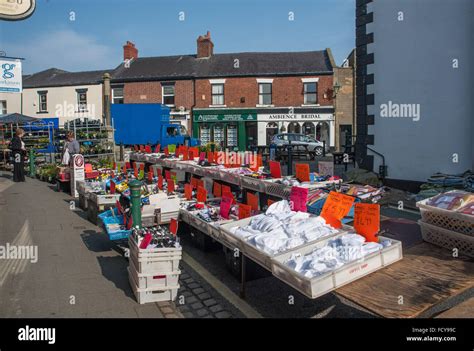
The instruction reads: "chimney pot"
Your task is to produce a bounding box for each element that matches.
[123,41,138,61]
[197,31,214,59]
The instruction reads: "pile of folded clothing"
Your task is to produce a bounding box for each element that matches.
[284,233,393,278]
[230,200,340,255]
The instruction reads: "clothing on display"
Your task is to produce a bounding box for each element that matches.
[284,233,392,278]
[230,200,340,255]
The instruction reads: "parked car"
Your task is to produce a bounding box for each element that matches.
[271,133,328,158]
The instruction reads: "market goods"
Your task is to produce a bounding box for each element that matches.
[426,191,474,211]
[229,200,340,255]
[130,226,180,249]
[284,233,392,278]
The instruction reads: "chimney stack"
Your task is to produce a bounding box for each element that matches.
[197,31,214,58]
[123,41,138,61]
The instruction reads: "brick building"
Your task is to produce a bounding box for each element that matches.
[111,32,349,151]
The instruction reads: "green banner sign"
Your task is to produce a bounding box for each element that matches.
[193,110,257,122]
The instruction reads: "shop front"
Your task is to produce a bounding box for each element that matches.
[192,109,257,151]
[257,107,335,148]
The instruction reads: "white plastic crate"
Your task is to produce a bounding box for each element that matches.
[128,259,180,290]
[128,268,179,304]
[89,193,120,206]
[416,196,474,236]
[271,235,403,299]
[129,237,182,273]
[418,220,474,258]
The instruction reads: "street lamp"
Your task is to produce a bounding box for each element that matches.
[333,81,341,98]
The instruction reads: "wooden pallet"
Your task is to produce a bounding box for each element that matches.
[336,232,474,318]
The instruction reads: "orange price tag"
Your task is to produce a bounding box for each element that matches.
[183,151,189,161]
[321,191,355,224]
[246,192,259,211]
[197,186,207,203]
[191,177,198,189]
[269,161,282,178]
[122,164,127,174]
[213,181,222,197]
[167,179,175,194]
[184,183,193,200]
[238,204,252,219]
[354,203,380,242]
[295,163,310,182]
[134,167,138,179]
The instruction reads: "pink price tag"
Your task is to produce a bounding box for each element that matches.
[289,186,309,212]
[220,196,233,219]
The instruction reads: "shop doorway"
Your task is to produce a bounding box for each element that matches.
[339,124,352,149]
[288,122,301,134]
[303,122,316,138]
[245,121,258,149]
[316,121,329,146]
[266,122,279,145]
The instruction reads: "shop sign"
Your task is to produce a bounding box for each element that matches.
[194,110,257,122]
[258,113,334,121]
[0,59,22,93]
[0,0,36,20]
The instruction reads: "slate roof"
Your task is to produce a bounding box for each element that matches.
[22,49,333,87]
[23,68,112,88]
[111,50,333,82]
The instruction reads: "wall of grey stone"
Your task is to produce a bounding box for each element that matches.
[366,0,473,182]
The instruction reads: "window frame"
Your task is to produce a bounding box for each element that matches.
[258,83,272,105]
[162,83,176,106]
[0,100,7,115]
[111,86,124,104]
[211,83,225,106]
[304,82,318,104]
[76,89,88,112]
[38,91,48,113]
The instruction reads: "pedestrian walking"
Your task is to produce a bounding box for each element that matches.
[10,128,26,182]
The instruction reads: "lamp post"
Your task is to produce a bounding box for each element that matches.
[333,81,342,151]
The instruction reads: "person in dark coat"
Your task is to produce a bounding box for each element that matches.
[10,128,26,182]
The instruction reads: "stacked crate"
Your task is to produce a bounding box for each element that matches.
[417,193,474,258]
[128,234,182,304]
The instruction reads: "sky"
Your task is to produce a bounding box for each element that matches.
[0,0,355,75]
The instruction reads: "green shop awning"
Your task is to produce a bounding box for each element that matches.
[193,109,257,122]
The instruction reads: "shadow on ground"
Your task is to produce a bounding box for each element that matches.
[96,255,135,300]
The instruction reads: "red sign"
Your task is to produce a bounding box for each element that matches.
[184,183,193,200]
[295,163,310,182]
[154,144,160,153]
[191,177,198,189]
[158,174,164,190]
[110,180,116,194]
[197,186,207,203]
[164,147,169,156]
[213,182,222,197]
[167,179,175,194]
[246,192,259,211]
[165,170,171,181]
[145,145,152,153]
[238,204,252,219]
[170,219,178,236]
[269,161,282,179]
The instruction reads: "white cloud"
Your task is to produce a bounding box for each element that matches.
[4,29,117,74]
